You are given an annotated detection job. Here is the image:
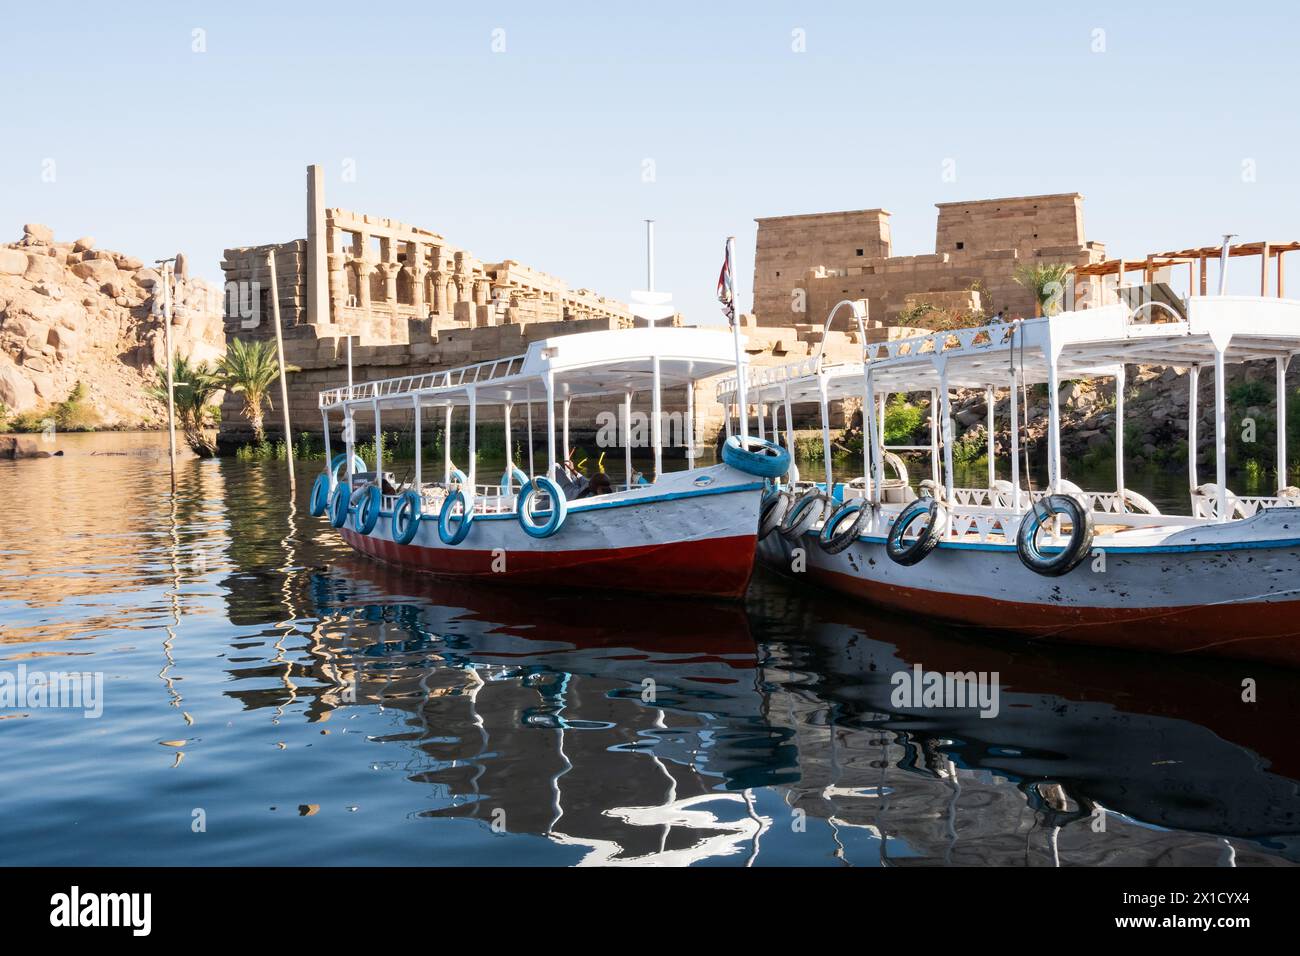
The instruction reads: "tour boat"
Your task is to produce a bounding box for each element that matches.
[718,289,1300,666]
[310,325,789,599]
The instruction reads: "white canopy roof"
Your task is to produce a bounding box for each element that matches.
[719,296,1300,403]
[319,326,742,412]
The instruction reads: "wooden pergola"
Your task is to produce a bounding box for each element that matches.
[1073,240,1300,299]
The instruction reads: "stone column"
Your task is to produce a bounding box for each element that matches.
[327,252,348,311]
[352,259,375,310]
[431,271,445,313]
[379,262,401,304]
[409,242,426,312]
[306,165,328,325]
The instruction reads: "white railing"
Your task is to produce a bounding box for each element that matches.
[716,356,852,400]
[863,322,1016,364]
[319,352,528,408]
[1191,493,1289,519]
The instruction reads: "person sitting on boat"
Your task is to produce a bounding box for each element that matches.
[556,450,590,499]
[580,453,613,498]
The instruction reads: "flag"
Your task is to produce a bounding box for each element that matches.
[717,242,735,326]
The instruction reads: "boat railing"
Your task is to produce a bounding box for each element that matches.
[715,355,850,400]
[319,352,529,408]
[862,322,1017,365]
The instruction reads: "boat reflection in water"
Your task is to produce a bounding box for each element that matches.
[259,555,1300,866]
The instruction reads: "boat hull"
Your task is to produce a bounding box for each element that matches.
[337,464,763,599]
[759,513,1300,665]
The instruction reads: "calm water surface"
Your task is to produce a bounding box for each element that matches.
[1,432,1298,866]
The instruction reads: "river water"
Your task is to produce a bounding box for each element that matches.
[1,432,1297,866]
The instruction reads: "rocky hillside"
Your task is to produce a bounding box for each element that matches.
[0,224,224,428]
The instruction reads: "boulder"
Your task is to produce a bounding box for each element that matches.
[73,237,95,253]
[21,223,54,245]
[0,363,37,412]
[70,257,121,285]
[115,254,143,271]
[22,253,65,284]
[0,249,27,275]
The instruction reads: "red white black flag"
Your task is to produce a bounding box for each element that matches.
[717,242,735,326]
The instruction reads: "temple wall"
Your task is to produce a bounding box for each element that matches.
[753,193,1107,327]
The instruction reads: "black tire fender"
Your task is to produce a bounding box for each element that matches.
[1015,494,1094,576]
[886,496,947,566]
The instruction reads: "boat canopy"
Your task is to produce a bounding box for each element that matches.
[719,297,1300,404]
[320,326,742,412]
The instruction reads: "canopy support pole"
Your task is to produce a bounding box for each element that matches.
[413,395,422,491]
[1278,357,1289,489]
[939,367,954,503]
[686,381,696,470]
[1009,372,1021,514]
[1188,365,1199,495]
[929,389,940,485]
[562,396,571,467]
[444,405,453,484]
[526,386,535,477]
[372,397,383,485]
[818,373,833,491]
[624,392,633,490]
[985,386,995,490]
[545,373,557,480]
[503,402,513,475]
[1045,354,1061,492]
[1115,367,1125,509]
[322,410,333,488]
[1214,347,1228,521]
[865,368,881,505]
[783,384,797,484]
[468,385,478,490]
[651,355,663,481]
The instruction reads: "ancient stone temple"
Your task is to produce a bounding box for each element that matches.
[752,193,1107,327]
[218,166,633,446]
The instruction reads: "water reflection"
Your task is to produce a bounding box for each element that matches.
[0,433,1296,866]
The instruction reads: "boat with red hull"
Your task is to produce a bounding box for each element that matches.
[311,325,787,598]
[720,251,1300,666]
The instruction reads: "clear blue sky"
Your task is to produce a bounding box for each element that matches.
[3,1,1296,323]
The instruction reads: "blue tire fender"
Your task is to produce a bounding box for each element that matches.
[310,472,332,517]
[392,490,422,545]
[500,465,530,496]
[722,435,792,479]
[517,476,567,538]
[329,483,351,528]
[353,485,381,535]
[330,452,367,482]
[438,488,475,545]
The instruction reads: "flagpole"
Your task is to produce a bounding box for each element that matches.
[727,235,749,444]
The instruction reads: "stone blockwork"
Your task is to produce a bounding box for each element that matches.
[218,166,636,448]
[753,193,1106,329]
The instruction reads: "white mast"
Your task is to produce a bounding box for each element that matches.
[727,235,749,444]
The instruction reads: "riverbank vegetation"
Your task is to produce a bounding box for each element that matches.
[0,382,104,434]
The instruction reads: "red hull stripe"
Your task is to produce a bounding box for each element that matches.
[810,565,1300,666]
[342,528,758,599]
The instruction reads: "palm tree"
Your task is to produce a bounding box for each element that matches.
[1013,262,1073,317]
[151,354,222,457]
[216,338,297,446]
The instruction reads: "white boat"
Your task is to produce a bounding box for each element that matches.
[718,288,1300,665]
[310,325,789,599]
